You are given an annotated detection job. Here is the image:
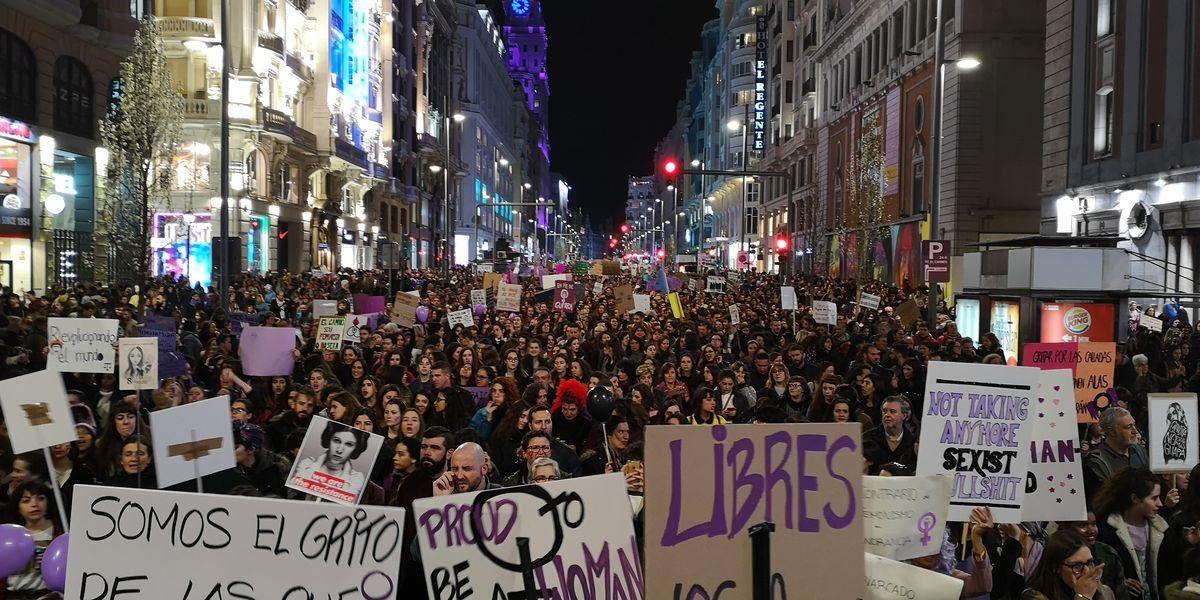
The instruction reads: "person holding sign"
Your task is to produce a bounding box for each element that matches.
[292,421,370,495]
[1021,529,1114,600]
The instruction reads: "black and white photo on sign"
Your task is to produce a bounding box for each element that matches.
[1149,393,1200,473]
[285,415,383,505]
[148,395,236,489]
[0,369,76,454]
[729,304,740,325]
[706,276,726,293]
[118,337,158,390]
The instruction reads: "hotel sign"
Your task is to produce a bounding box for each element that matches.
[753,13,769,154]
[0,117,34,144]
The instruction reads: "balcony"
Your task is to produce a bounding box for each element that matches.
[370,163,389,179]
[257,32,285,56]
[285,53,313,80]
[802,77,815,95]
[181,99,220,122]
[803,31,816,50]
[335,138,369,168]
[293,127,318,152]
[158,16,215,38]
[261,108,294,140]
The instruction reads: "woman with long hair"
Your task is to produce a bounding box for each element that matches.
[93,401,149,478]
[3,480,65,597]
[262,375,292,424]
[452,360,474,388]
[378,351,409,387]
[470,376,519,439]
[327,390,362,426]
[1021,529,1113,599]
[423,388,469,432]
[656,362,690,409]
[1162,463,1200,590]
[687,386,729,425]
[399,407,424,441]
[498,348,528,386]
[1095,467,1168,600]
[380,397,406,445]
[358,376,382,420]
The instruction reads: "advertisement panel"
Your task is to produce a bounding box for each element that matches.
[990,299,1020,366]
[1040,301,1115,343]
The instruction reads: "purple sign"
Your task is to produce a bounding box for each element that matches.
[141,315,177,352]
[464,386,491,409]
[238,326,297,376]
[159,350,190,378]
[230,312,260,336]
[354,294,386,315]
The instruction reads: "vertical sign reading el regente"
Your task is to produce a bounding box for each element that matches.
[754,13,769,154]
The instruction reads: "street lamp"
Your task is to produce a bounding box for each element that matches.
[428,164,443,174]
[955,56,981,70]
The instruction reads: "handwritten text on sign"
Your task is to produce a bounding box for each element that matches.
[862,475,951,561]
[1023,342,1115,423]
[645,423,864,599]
[65,485,405,600]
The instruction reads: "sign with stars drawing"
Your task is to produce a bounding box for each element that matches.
[1021,368,1086,521]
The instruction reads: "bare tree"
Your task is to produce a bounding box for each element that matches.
[99,18,183,286]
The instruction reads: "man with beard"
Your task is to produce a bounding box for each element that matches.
[432,442,498,496]
[528,406,581,476]
[266,389,316,450]
[391,426,454,600]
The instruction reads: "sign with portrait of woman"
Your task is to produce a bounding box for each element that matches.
[118,337,158,390]
[286,416,384,504]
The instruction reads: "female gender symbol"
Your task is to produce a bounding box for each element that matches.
[917,512,937,546]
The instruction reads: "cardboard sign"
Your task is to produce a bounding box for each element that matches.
[483,272,503,294]
[862,475,951,561]
[118,337,159,390]
[447,308,474,330]
[541,273,572,290]
[1023,342,1116,423]
[140,315,177,352]
[614,284,635,314]
[496,282,522,313]
[1149,393,1200,473]
[668,292,684,319]
[285,416,384,505]
[812,300,838,325]
[632,293,651,314]
[1022,369,1087,521]
[0,370,75,453]
[414,473,640,600]
[315,316,346,351]
[353,294,386,314]
[896,299,920,330]
[553,280,576,312]
[312,299,338,319]
[66,485,406,599]
[342,314,368,342]
[916,362,1040,523]
[705,276,726,294]
[238,326,297,376]
[729,304,741,325]
[391,292,421,328]
[859,292,882,311]
[1142,314,1164,333]
[593,281,603,296]
[149,395,235,488]
[470,288,487,306]
[863,553,965,600]
[645,424,863,599]
[781,286,797,310]
[47,317,119,373]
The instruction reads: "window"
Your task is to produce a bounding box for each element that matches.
[1097,0,1114,37]
[54,57,94,138]
[1093,89,1115,155]
[732,61,753,78]
[0,29,36,123]
[911,142,926,213]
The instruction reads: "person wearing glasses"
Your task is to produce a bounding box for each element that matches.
[502,431,554,487]
[1021,529,1114,600]
[528,457,561,484]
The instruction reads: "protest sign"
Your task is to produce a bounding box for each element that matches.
[593,281,603,296]
[314,316,345,351]
[668,291,684,319]
[47,317,118,373]
[1142,314,1164,332]
[1022,368,1087,521]
[553,280,576,312]
[160,351,190,379]
[464,386,492,409]
[392,291,421,328]
[341,314,368,342]
[413,473,640,600]
[312,299,338,319]
[286,416,384,504]
[896,299,920,329]
[1149,393,1200,473]
[228,311,258,336]
[541,272,572,290]
[470,288,487,306]
[483,272,503,293]
[781,285,797,310]
[496,282,523,312]
[645,423,863,599]
[863,553,965,600]
[1023,342,1116,422]
[705,276,726,293]
[238,326,297,376]
[353,294,386,314]
[0,370,75,453]
[66,485,405,600]
[632,293,651,314]
[862,475,951,561]
[916,362,1040,523]
[118,337,158,389]
[812,300,838,325]
[859,291,882,311]
[140,315,177,352]
[447,308,474,330]
[614,284,635,313]
[149,395,235,489]
[729,304,740,325]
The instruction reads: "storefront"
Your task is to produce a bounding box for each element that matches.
[990,298,1021,366]
[246,213,270,275]
[151,212,213,288]
[47,148,95,284]
[0,117,36,293]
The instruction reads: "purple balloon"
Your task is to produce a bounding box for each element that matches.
[41,533,69,592]
[415,306,429,323]
[0,523,35,578]
[474,303,486,316]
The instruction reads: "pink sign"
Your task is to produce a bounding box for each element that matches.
[238,326,297,376]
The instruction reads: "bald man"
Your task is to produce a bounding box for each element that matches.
[432,442,497,496]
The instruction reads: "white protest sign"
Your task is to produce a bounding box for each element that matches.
[1023,368,1087,521]
[632,293,651,313]
[781,286,797,310]
[863,553,965,600]
[413,473,641,600]
[148,395,235,489]
[1149,393,1200,473]
[342,314,367,342]
[312,299,338,319]
[470,288,487,306]
[118,337,158,390]
[862,475,951,561]
[47,317,119,373]
[916,362,1040,523]
[0,369,75,453]
[1142,314,1164,332]
[447,308,474,330]
[812,300,838,325]
[593,281,603,296]
[860,292,882,311]
[315,316,345,351]
[496,282,522,312]
[66,485,405,599]
[729,304,741,325]
[705,276,726,294]
[285,416,384,504]
[541,273,572,290]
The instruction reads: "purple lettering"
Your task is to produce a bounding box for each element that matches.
[662,440,716,546]
[793,434,824,532]
[824,434,858,529]
[763,431,794,530]
[727,438,762,539]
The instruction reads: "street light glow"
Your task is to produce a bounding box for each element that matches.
[452,113,466,122]
[956,57,982,70]
[727,119,741,132]
[429,164,443,173]
[691,159,701,167]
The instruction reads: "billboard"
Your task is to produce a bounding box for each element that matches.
[1040,301,1115,343]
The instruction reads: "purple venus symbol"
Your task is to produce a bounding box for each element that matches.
[918,512,937,545]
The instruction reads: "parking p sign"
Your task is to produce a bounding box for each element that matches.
[922,240,950,283]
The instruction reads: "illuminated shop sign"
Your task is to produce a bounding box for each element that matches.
[753,13,769,154]
[0,117,35,144]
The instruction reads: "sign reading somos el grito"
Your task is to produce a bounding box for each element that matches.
[66,485,405,600]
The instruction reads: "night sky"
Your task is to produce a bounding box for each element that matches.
[541,0,719,233]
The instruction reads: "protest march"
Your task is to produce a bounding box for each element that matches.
[0,264,1192,600]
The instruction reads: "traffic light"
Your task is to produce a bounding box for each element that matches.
[775,233,790,252]
[609,238,618,249]
[656,249,666,259]
[662,159,678,177]
[620,223,630,234]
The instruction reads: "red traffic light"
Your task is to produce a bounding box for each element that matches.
[609,238,618,248]
[620,223,630,234]
[775,235,789,252]
[656,249,665,259]
[663,160,678,176]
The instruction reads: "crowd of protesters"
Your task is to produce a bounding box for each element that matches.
[0,264,1197,600]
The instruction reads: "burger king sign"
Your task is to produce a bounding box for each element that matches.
[1041,302,1115,343]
